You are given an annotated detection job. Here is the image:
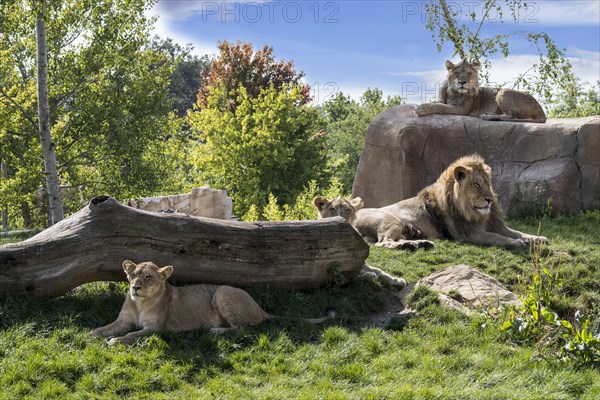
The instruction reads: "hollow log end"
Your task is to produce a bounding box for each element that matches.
[90,195,111,206]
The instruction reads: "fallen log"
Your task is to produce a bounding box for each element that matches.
[0,195,369,298]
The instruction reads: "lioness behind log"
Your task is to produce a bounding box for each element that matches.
[92,260,334,345]
[415,58,546,123]
[313,196,410,288]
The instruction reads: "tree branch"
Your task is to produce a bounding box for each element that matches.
[439,0,465,58]
[0,84,37,128]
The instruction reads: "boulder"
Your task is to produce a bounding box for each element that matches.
[128,186,233,220]
[418,264,521,309]
[352,104,600,216]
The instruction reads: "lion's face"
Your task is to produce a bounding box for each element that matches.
[122,260,173,299]
[446,58,480,94]
[450,159,496,221]
[313,196,364,224]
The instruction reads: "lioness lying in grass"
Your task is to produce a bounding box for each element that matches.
[92,260,334,345]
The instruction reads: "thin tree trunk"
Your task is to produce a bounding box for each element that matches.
[36,0,64,225]
[1,162,7,229]
[21,200,33,228]
[0,196,369,298]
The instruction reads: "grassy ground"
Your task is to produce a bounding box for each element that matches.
[0,212,599,399]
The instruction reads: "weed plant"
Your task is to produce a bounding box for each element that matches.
[0,212,599,398]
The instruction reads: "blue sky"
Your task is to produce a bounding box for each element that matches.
[149,0,600,104]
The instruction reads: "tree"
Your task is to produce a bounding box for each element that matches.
[150,37,210,118]
[425,0,577,104]
[189,42,326,218]
[322,88,404,193]
[197,41,311,110]
[189,83,326,218]
[0,0,182,227]
[35,0,64,224]
[548,80,600,118]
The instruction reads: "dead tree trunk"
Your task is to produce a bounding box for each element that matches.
[0,196,369,298]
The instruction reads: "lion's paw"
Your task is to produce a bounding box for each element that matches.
[526,235,549,245]
[416,240,435,250]
[386,276,408,288]
[415,104,432,116]
[107,337,123,346]
[397,241,419,251]
[479,113,499,121]
[511,239,527,247]
[359,271,379,281]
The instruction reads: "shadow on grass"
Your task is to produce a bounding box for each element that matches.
[0,277,391,372]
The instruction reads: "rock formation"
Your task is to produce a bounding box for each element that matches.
[352,104,599,216]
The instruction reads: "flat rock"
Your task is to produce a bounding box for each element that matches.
[418,264,520,309]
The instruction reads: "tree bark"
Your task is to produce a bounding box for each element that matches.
[0,196,369,298]
[1,162,7,230]
[36,0,64,225]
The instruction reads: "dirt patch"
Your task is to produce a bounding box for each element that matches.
[361,284,414,329]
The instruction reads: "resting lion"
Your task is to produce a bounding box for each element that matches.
[313,196,409,288]
[92,260,334,345]
[314,196,433,251]
[315,155,548,250]
[415,58,546,123]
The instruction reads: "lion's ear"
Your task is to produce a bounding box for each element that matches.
[471,60,481,70]
[483,163,492,176]
[122,260,136,275]
[313,196,329,211]
[158,265,173,280]
[445,60,455,71]
[453,166,468,182]
[350,197,364,210]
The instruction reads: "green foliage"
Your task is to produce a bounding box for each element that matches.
[424,0,577,105]
[0,0,186,227]
[564,311,600,366]
[321,89,403,193]
[189,83,327,217]
[242,178,347,221]
[262,193,284,221]
[500,266,600,367]
[150,36,210,118]
[549,80,600,118]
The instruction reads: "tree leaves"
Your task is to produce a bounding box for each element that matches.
[0,0,183,226]
[189,83,326,217]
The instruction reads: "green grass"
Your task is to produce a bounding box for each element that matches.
[1,212,599,399]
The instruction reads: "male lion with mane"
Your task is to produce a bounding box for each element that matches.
[92,260,334,345]
[315,155,548,249]
[415,58,546,123]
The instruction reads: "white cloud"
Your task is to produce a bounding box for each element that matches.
[152,1,207,22]
[486,50,600,88]
[527,1,600,26]
[151,0,268,23]
[444,0,599,26]
[148,2,218,56]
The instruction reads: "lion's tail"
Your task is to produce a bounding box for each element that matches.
[306,306,337,325]
[265,306,337,324]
